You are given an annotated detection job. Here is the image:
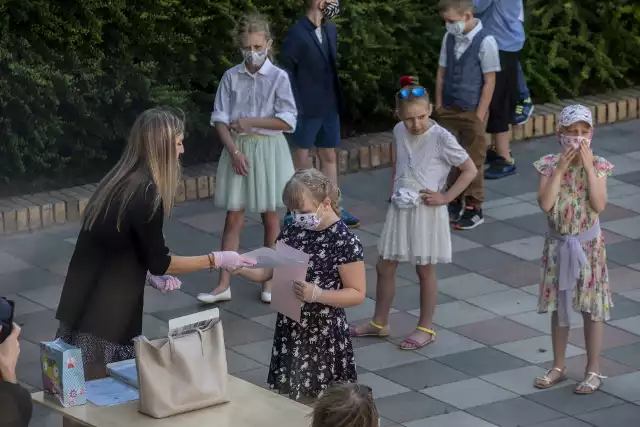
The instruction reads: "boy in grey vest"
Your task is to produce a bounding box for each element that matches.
[434,0,500,230]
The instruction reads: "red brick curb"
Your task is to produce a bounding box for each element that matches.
[2,88,639,234]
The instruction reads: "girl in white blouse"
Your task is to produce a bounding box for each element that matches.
[198,13,297,305]
[351,76,477,350]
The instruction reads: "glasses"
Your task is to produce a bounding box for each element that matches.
[398,87,426,99]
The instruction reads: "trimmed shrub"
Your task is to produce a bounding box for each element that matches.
[0,0,638,186]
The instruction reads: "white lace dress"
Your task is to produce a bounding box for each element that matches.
[378,121,468,265]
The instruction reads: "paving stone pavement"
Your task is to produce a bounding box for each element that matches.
[4,120,640,426]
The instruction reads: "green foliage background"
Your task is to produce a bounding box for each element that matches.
[0,0,639,186]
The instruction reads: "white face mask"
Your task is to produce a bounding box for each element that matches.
[242,49,268,68]
[293,205,322,230]
[559,134,591,150]
[446,21,465,36]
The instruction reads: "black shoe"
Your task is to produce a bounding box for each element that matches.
[454,206,484,230]
[485,147,499,165]
[485,156,517,180]
[448,200,464,223]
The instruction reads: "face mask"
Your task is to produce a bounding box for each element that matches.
[446,21,465,36]
[559,135,591,150]
[293,205,323,230]
[322,0,340,20]
[242,49,268,68]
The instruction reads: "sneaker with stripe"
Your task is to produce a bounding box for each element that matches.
[454,206,484,230]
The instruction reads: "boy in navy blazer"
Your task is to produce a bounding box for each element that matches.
[281,0,360,228]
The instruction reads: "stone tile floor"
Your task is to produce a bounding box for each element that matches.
[3,120,640,426]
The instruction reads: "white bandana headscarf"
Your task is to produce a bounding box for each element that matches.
[558,104,593,130]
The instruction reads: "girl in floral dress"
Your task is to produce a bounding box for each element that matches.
[532,105,614,395]
[234,169,366,403]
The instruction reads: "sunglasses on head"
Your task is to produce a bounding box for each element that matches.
[398,87,426,99]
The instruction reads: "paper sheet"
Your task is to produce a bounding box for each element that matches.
[270,242,310,323]
[168,308,220,337]
[85,378,139,407]
[242,247,304,268]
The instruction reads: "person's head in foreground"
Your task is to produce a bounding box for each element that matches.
[311,383,379,427]
[83,107,185,231]
[439,0,475,36]
[556,104,593,165]
[283,168,341,230]
[396,75,431,135]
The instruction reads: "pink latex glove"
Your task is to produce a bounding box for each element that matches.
[146,272,182,293]
[211,251,256,271]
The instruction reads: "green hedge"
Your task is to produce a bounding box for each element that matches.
[1,0,639,185]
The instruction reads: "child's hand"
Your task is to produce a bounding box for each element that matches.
[419,189,447,206]
[579,141,594,169]
[556,148,578,172]
[293,280,315,302]
[230,118,253,134]
[231,151,250,176]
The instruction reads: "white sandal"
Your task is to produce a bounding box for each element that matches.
[534,367,567,389]
[575,372,606,395]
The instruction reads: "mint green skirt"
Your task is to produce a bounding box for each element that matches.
[214,133,294,212]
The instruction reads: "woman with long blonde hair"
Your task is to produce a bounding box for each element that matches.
[55,108,254,381]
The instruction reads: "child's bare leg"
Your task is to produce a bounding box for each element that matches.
[576,312,605,393]
[551,310,570,368]
[260,211,280,296]
[535,310,570,387]
[494,131,512,161]
[399,264,437,350]
[214,210,245,292]
[351,259,397,335]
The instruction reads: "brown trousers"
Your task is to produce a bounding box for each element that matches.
[435,107,488,208]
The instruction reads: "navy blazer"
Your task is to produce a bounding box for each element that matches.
[280,17,344,118]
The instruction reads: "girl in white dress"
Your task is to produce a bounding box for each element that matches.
[197,13,297,304]
[351,76,477,349]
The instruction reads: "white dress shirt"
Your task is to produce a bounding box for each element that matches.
[438,19,501,74]
[210,58,298,135]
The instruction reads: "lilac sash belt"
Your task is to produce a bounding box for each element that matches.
[548,220,601,327]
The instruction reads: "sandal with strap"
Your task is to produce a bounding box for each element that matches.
[399,326,436,350]
[534,367,567,389]
[575,372,606,395]
[349,320,389,338]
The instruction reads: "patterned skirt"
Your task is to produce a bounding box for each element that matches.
[56,323,135,366]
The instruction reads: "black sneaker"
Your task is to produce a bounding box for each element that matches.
[454,206,484,230]
[448,200,464,223]
[485,146,499,165]
[485,156,516,180]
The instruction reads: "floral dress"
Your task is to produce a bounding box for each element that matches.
[533,154,615,321]
[267,220,363,400]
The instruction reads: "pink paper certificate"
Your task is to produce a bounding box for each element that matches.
[271,241,310,323]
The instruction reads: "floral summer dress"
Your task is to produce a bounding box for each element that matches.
[267,221,363,401]
[533,154,614,321]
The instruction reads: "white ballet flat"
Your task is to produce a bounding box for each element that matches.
[197,288,231,304]
[261,292,272,304]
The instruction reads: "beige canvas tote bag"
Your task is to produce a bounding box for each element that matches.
[133,317,229,418]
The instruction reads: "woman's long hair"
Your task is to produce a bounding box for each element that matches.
[83,107,184,231]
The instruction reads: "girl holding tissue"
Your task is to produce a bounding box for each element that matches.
[532,104,613,395]
[351,76,476,350]
[198,12,297,305]
[55,108,254,382]
[234,169,366,402]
